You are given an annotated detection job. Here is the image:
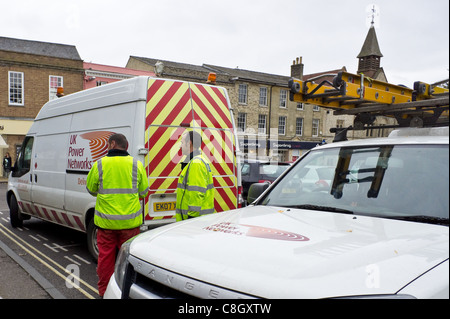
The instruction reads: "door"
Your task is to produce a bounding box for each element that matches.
[144,79,192,220]
[11,136,35,211]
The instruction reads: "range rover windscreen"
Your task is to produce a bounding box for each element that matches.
[259,144,449,226]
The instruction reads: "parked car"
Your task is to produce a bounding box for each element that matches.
[241,159,291,204]
[105,127,449,299]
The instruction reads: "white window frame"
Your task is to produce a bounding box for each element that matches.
[237,112,247,132]
[312,119,320,137]
[278,116,286,135]
[297,102,304,110]
[313,104,320,112]
[238,84,248,105]
[259,87,268,107]
[49,75,63,101]
[279,89,287,108]
[296,117,303,136]
[8,71,24,106]
[258,114,267,134]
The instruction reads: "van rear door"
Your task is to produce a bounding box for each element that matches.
[144,79,238,223]
[190,83,238,213]
[144,79,190,222]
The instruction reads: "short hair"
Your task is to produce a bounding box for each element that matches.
[108,133,128,150]
[187,131,202,150]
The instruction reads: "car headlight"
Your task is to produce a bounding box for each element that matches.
[114,240,132,290]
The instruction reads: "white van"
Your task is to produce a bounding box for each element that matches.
[7,76,241,259]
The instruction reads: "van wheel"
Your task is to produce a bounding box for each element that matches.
[9,195,23,228]
[87,218,99,262]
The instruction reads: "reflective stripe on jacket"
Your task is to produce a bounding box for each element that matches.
[86,154,149,230]
[176,154,214,221]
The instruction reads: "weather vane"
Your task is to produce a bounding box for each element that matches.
[366,4,380,28]
[371,5,376,25]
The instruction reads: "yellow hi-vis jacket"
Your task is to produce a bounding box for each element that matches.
[176,153,214,221]
[86,151,149,230]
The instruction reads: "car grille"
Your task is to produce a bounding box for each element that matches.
[121,255,257,299]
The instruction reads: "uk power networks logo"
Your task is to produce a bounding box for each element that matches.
[67,131,115,171]
[204,222,309,241]
[80,131,115,162]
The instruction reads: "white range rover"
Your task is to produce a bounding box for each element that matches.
[105,127,449,299]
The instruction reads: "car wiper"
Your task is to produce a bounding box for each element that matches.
[384,215,449,226]
[290,204,355,215]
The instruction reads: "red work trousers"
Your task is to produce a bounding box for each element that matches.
[96,227,140,296]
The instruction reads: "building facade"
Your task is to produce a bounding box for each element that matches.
[0,37,84,176]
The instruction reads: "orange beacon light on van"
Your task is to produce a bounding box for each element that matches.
[207,72,217,85]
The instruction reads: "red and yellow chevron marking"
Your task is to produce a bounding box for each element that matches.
[201,128,237,213]
[146,79,192,127]
[144,79,237,220]
[191,84,234,130]
[18,200,86,232]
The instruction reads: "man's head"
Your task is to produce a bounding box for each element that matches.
[108,133,128,151]
[181,131,202,156]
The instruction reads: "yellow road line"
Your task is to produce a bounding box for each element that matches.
[0,223,97,299]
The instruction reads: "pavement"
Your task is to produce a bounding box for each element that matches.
[0,178,51,299]
[0,241,51,299]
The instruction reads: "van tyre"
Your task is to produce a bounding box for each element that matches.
[87,218,99,262]
[9,195,23,228]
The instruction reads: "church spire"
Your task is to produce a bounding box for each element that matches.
[357,24,383,59]
[357,5,383,78]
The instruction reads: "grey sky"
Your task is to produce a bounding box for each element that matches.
[2,0,449,87]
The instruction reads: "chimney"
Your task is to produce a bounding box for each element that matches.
[291,56,304,80]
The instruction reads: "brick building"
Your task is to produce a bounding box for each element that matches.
[0,37,84,175]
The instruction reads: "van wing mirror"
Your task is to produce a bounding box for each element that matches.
[247,182,270,204]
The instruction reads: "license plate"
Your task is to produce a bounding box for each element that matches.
[153,202,176,212]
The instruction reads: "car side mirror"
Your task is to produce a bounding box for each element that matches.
[247,182,270,204]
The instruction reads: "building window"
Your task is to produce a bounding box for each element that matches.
[9,71,24,106]
[297,102,304,110]
[279,89,287,108]
[96,81,108,86]
[49,75,63,101]
[312,119,320,137]
[259,87,268,106]
[238,84,248,105]
[366,124,374,137]
[296,118,303,136]
[258,114,267,134]
[278,116,286,135]
[313,104,320,112]
[237,112,247,132]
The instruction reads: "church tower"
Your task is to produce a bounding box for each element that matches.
[357,9,387,81]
